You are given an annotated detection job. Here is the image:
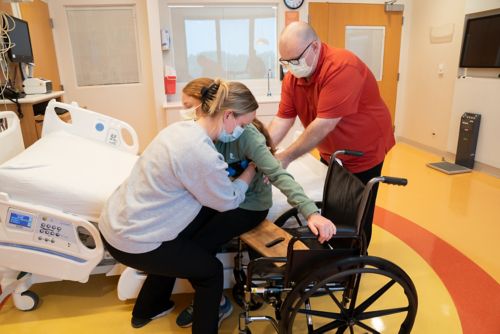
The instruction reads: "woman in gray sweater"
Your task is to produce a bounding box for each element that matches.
[99,79,258,334]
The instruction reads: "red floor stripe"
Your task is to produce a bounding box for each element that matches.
[374,207,500,334]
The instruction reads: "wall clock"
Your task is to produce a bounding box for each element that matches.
[284,0,304,10]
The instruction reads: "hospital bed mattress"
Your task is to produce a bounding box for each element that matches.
[0,130,138,222]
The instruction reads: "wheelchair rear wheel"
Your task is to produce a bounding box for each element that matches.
[279,256,417,334]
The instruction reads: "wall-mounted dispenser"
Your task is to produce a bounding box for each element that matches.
[161,29,170,51]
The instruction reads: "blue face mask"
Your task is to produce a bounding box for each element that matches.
[218,125,245,143]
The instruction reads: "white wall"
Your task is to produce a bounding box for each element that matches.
[465,0,500,14]
[397,0,466,152]
[446,0,500,168]
[448,78,500,168]
[145,0,169,131]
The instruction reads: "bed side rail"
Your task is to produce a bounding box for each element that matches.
[0,192,104,283]
[0,111,25,164]
[42,100,139,154]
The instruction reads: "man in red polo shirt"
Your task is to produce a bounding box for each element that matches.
[268,21,395,247]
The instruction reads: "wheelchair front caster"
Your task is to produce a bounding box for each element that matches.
[232,283,263,311]
[13,290,39,311]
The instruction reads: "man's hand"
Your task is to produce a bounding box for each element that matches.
[274,117,342,170]
[306,213,337,244]
[275,151,293,169]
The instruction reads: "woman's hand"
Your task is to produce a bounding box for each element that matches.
[306,213,336,244]
[237,161,257,185]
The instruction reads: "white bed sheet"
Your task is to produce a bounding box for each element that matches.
[0,131,138,222]
[267,153,328,222]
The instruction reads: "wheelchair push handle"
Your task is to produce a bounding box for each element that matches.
[343,150,364,157]
[381,176,408,186]
[333,150,364,159]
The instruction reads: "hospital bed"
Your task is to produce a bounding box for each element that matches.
[0,101,139,310]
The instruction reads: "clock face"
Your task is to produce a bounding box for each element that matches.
[284,0,304,10]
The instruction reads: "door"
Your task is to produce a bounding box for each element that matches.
[20,0,61,91]
[309,3,403,125]
[47,0,158,151]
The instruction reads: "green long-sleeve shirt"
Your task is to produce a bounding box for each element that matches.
[215,123,319,218]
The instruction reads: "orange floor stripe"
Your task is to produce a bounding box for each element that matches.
[375,207,500,334]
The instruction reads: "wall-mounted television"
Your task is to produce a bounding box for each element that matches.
[459,13,500,68]
[5,16,34,64]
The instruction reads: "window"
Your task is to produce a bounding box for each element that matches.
[345,26,385,81]
[169,5,277,83]
[66,6,140,86]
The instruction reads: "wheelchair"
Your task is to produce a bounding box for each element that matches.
[233,150,418,333]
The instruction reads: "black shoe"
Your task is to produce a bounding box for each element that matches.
[131,301,175,329]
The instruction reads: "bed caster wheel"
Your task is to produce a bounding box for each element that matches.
[232,284,263,311]
[14,290,39,311]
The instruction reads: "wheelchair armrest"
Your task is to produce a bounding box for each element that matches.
[273,201,323,228]
[290,226,315,237]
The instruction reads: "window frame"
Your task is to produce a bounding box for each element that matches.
[168,4,278,85]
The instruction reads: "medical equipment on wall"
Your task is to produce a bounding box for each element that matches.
[161,28,170,51]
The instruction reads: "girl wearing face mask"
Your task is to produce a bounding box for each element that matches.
[175,78,337,329]
[98,79,258,334]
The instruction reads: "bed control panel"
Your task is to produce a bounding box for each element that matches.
[35,213,78,251]
[0,192,104,283]
[7,209,34,230]
[5,208,79,253]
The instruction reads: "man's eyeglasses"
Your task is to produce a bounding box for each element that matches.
[279,40,315,66]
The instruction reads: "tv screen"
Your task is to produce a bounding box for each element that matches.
[460,13,500,68]
[5,16,34,63]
